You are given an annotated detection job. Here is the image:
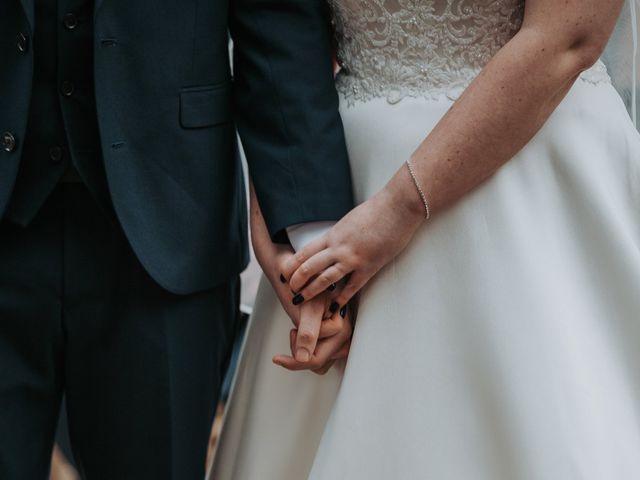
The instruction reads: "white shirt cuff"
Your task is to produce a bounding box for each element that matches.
[286,221,335,252]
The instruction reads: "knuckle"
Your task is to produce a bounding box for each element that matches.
[332,266,343,278]
[343,245,358,260]
[295,251,306,264]
[297,330,314,344]
[298,265,310,278]
[335,290,346,300]
[277,257,289,271]
[345,282,358,292]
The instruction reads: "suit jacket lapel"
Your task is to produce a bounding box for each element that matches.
[20,0,34,32]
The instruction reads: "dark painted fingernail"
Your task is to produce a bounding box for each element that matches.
[340,305,348,318]
[280,274,286,283]
[292,294,305,306]
[329,301,340,313]
[327,283,337,292]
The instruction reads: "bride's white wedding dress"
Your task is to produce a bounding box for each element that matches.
[211,1,640,479]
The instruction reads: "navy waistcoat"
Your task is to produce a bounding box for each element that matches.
[4,0,113,225]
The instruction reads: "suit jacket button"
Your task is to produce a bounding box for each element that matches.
[2,132,17,152]
[63,13,78,30]
[17,32,29,53]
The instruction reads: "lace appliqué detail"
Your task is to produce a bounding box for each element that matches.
[579,60,611,85]
[330,0,612,106]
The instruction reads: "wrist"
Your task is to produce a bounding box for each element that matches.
[382,162,428,226]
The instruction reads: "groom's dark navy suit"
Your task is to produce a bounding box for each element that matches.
[0,0,353,477]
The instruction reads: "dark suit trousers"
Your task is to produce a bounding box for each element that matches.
[0,183,240,479]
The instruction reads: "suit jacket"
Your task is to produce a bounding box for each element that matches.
[0,0,354,294]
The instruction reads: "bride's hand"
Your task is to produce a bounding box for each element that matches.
[282,174,425,311]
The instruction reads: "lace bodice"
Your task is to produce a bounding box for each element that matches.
[329,0,611,105]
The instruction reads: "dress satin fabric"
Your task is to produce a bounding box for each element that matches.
[211,11,640,480]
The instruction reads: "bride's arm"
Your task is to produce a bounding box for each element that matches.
[398,0,624,217]
[281,0,625,309]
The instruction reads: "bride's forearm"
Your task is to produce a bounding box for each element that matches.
[388,0,624,220]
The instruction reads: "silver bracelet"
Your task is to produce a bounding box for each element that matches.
[405,159,431,220]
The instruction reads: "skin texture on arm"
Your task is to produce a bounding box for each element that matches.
[398,0,624,217]
[281,0,625,310]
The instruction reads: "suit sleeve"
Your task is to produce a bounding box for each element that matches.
[229,0,354,240]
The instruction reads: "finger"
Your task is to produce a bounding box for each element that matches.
[331,271,370,313]
[288,250,336,296]
[305,330,349,369]
[313,361,335,376]
[289,329,297,357]
[318,312,346,339]
[272,354,298,369]
[281,236,328,283]
[294,301,324,363]
[272,280,301,327]
[294,264,349,306]
[273,332,347,371]
[330,341,351,361]
[272,354,306,371]
[274,306,353,372]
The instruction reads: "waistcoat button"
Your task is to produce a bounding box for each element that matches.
[2,132,17,152]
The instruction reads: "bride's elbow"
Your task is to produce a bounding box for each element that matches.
[564,32,610,72]
[518,25,609,77]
